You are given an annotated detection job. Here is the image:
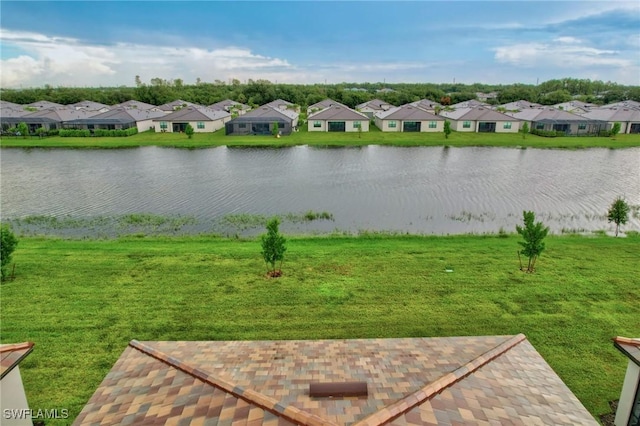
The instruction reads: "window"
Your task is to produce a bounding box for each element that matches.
[388,121,397,128]
[428,121,437,129]
[239,123,247,129]
[463,121,471,128]
[503,122,512,129]
[353,121,361,129]
[278,122,285,129]
[578,123,586,130]
[160,121,168,130]
[197,122,205,129]
[536,123,544,130]
[313,121,322,128]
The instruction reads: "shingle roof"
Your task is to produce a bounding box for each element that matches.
[74,335,597,425]
[0,342,34,380]
[308,99,349,111]
[208,99,250,111]
[17,108,101,123]
[265,99,295,109]
[308,105,368,121]
[376,105,443,121]
[154,106,231,122]
[0,100,22,109]
[157,100,202,111]
[111,100,158,110]
[242,105,298,121]
[69,100,110,111]
[408,99,442,111]
[497,100,542,111]
[356,99,392,110]
[600,100,640,110]
[507,107,590,122]
[581,107,640,122]
[441,106,518,122]
[25,100,64,109]
[450,100,488,109]
[66,107,166,125]
[614,336,640,367]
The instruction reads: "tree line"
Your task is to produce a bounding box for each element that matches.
[1,77,639,110]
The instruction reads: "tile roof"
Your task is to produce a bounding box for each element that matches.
[74,335,596,425]
[0,342,34,380]
[614,336,640,367]
[308,106,368,121]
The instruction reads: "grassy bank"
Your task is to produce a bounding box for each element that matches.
[1,234,638,423]
[2,126,639,149]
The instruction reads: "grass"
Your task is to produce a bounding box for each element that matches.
[1,233,638,423]
[2,126,639,149]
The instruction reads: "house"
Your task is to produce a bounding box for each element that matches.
[0,107,32,132]
[408,99,442,114]
[1,342,35,426]
[265,99,300,113]
[68,100,110,113]
[64,107,167,133]
[375,104,445,132]
[74,335,597,425]
[208,99,251,115]
[24,100,64,110]
[613,337,640,426]
[0,100,23,109]
[580,107,640,134]
[111,100,160,111]
[225,105,299,136]
[449,99,489,109]
[475,91,498,102]
[601,100,640,110]
[152,107,231,133]
[355,99,394,119]
[307,99,348,116]
[1,108,100,133]
[157,99,203,113]
[308,105,369,132]
[441,106,520,133]
[507,107,604,135]
[496,100,542,112]
[553,101,597,114]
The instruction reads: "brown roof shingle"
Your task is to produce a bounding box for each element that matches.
[0,342,34,380]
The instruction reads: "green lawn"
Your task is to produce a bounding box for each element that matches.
[2,126,639,149]
[1,234,638,423]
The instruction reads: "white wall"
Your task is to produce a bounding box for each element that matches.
[0,367,33,426]
[615,361,639,426]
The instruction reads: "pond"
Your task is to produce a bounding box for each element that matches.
[1,146,639,236]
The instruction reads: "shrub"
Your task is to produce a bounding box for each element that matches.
[59,129,91,137]
[1,224,18,281]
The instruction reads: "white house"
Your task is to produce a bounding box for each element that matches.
[153,107,231,133]
[308,105,369,132]
[441,106,521,133]
[375,104,445,132]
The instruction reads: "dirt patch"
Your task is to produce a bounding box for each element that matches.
[267,270,282,278]
[599,400,618,426]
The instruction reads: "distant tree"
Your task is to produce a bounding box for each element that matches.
[516,211,549,273]
[261,217,287,277]
[440,96,451,106]
[610,122,621,137]
[443,120,452,139]
[607,197,630,237]
[185,124,194,139]
[1,224,18,281]
[16,122,28,138]
[520,122,529,139]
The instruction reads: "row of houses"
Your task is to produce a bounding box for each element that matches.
[2,97,639,136]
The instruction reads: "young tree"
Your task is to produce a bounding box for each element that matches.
[443,120,451,139]
[17,122,29,138]
[272,122,279,138]
[185,124,194,139]
[1,224,18,281]
[515,211,549,273]
[610,122,621,137]
[261,217,287,277]
[607,196,630,237]
[520,122,529,139]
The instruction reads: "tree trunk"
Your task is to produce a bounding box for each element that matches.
[615,223,619,237]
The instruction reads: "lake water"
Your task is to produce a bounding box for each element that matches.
[1,146,639,235]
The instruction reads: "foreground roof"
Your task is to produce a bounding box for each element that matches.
[308,105,368,121]
[356,99,393,110]
[241,105,298,121]
[441,106,518,122]
[614,336,640,367]
[0,342,34,380]
[376,105,443,121]
[75,335,596,425]
[507,107,591,122]
[153,106,231,121]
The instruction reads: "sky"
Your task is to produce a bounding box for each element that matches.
[1,1,639,88]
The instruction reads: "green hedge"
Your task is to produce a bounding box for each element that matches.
[59,127,138,137]
[530,129,565,138]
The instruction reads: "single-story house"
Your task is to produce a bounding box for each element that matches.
[476,91,498,102]
[64,108,167,132]
[613,337,640,426]
[308,105,369,132]
[507,107,605,135]
[375,104,445,132]
[441,106,521,133]
[68,100,110,113]
[1,108,100,133]
[111,100,160,111]
[74,334,597,425]
[208,99,251,116]
[157,100,203,113]
[580,107,640,134]
[497,100,542,112]
[226,105,299,136]
[1,342,35,426]
[152,107,231,133]
[0,108,31,132]
[307,99,348,116]
[355,99,394,119]
[408,99,442,114]
[553,101,597,114]
[450,99,489,109]
[264,99,300,113]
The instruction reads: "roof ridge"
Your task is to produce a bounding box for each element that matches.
[352,334,527,426]
[129,340,337,426]
[0,342,34,353]
[614,336,640,346]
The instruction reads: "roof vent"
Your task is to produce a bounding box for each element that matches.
[309,381,368,397]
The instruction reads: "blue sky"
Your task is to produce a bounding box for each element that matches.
[1,1,639,88]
